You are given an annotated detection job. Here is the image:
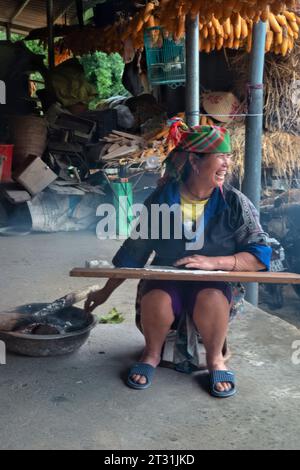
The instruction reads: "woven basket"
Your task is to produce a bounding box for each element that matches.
[10,115,47,169]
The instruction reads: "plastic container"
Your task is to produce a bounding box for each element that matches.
[0,144,13,181]
[111,180,133,237]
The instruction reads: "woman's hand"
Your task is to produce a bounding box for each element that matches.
[84,288,110,313]
[84,278,125,313]
[174,255,217,270]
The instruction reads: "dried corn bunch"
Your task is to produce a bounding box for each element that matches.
[96,2,159,52]
[118,6,300,56]
[159,0,297,24]
[113,8,299,56]
[61,4,157,55]
[54,47,72,65]
[59,19,131,56]
[266,10,300,55]
[59,2,300,57]
[198,10,300,55]
[60,2,160,55]
[120,2,158,49]
[158,1,187,40]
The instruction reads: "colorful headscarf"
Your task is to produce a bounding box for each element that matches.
[167,119,231,154]
[158,119,232,186]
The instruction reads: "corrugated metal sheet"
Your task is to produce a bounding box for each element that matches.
[0,0,99,33]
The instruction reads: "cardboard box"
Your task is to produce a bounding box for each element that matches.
[13,155,57,195]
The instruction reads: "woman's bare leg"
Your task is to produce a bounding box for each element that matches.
[192,288,232,392]
[131,289,175,385]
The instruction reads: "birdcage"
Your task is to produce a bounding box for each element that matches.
[144,27,186,88]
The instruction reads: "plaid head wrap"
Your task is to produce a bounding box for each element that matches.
[158,119,232,186]
[167,119,231,154]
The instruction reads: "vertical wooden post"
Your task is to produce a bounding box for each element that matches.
[6,23,11,41]
[76,0,84,28]
[47,0,55,70]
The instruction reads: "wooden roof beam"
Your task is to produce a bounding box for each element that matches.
[0,20,31,33]
[76,0,84,27]
[10,0,32,22]
[53,0,75,23]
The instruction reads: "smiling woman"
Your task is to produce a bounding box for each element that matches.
[181,152,233,192]
[85,121,272,398]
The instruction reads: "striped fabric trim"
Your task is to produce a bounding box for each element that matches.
[177,126,230,154]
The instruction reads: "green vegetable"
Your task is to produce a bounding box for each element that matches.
[98,307,124,324]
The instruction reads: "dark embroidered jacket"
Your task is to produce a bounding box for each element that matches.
[113,181,272,269]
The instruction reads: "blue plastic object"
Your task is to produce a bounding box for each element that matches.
[127,363,156,390]
[209,370,237,398]
[144,27,186,87]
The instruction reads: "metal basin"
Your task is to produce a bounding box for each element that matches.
[0,303,97,357]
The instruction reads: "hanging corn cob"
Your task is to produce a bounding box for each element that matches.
[198,11,300,55]
[59,1,300,58]
[54,47,72,66]
[159,0,297,24]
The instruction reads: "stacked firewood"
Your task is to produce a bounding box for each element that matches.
[99,129,168,165]
[100,131,146,163]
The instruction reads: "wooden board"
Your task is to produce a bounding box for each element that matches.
[70,267,300,284]
[101,145,139,160]
[111,130,145,143]
[0,182,31,204]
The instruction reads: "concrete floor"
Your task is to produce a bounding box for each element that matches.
[0,231,300,450]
